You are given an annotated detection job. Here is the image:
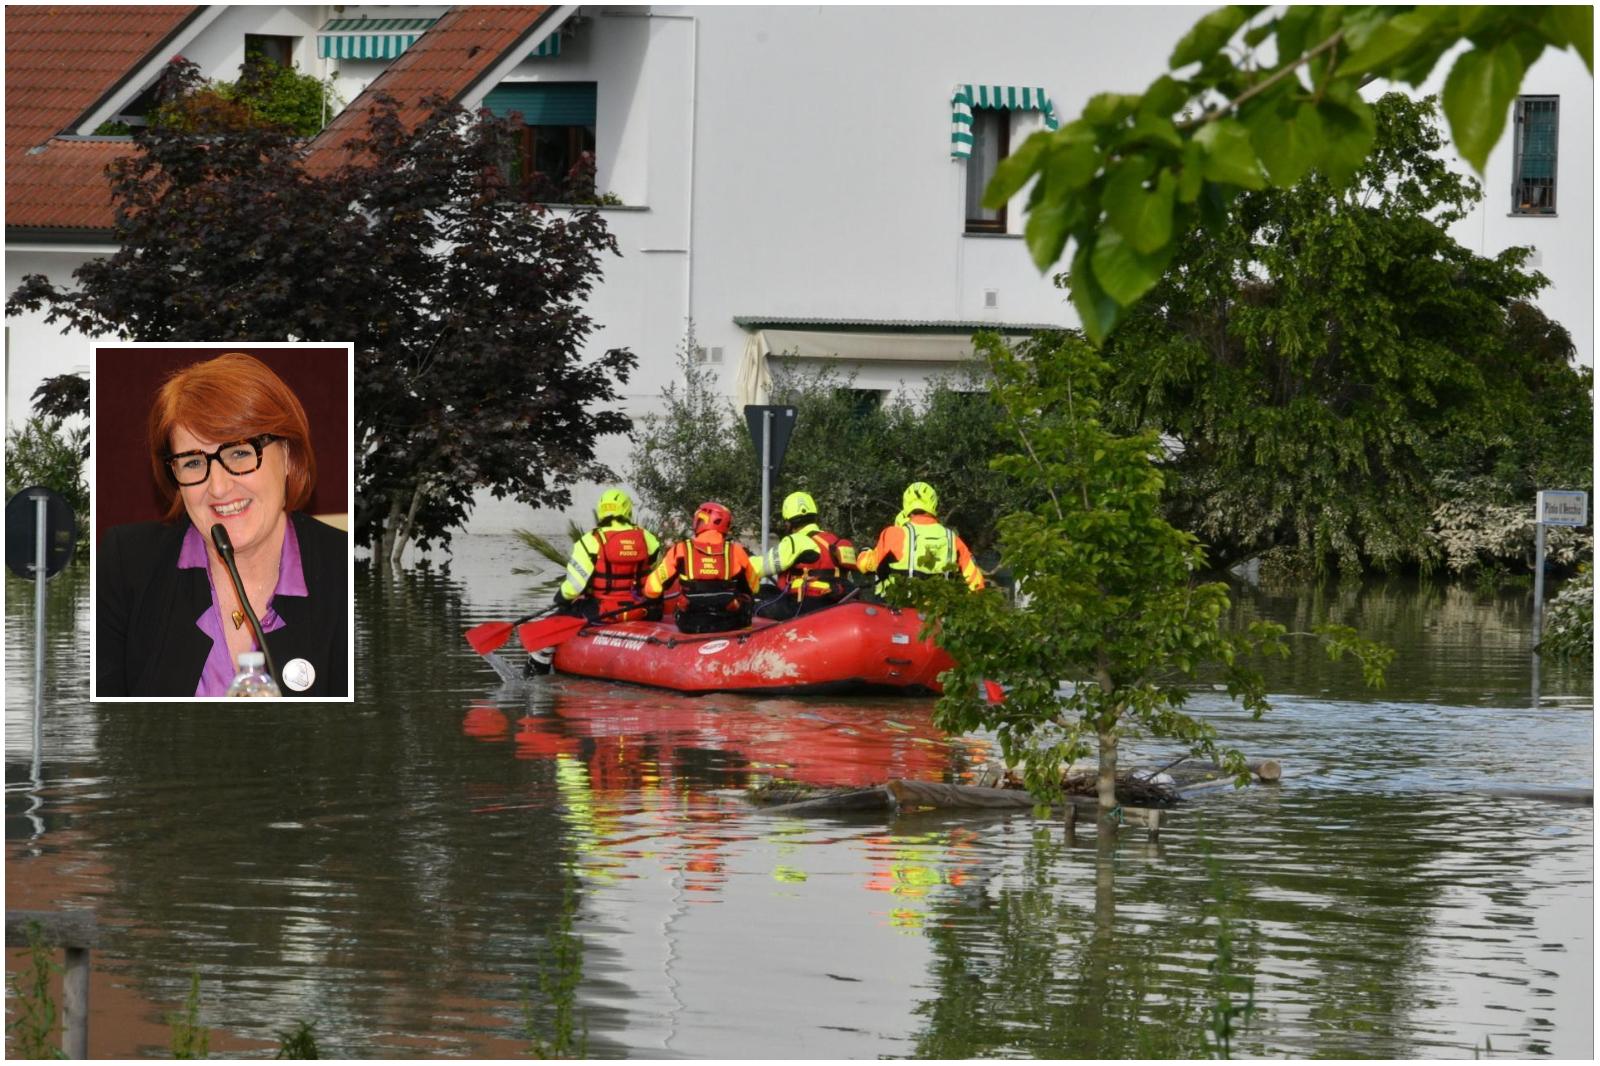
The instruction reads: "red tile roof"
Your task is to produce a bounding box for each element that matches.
[6,6,198,234]
[6,5,555,233]
[5,6,199,161]
[306,6,554,173]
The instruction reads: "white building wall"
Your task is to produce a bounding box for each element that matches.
[1425,48,1593,371]
[6,6,1592,545]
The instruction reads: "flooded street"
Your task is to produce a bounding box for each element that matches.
[6,535,1593,1058]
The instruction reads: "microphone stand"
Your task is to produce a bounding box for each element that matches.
[210,524,281,689]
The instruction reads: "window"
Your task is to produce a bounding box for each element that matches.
[245,34,297,68]
[1512,96,1558,215]
[964,109,1009,233]
[483,83,598,201]
[836,388,887,420]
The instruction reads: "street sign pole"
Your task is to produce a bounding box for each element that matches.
[1532,489,1589,652]
[33,493,46,785]
[1533,519,1547,650]
[761,411,773,560]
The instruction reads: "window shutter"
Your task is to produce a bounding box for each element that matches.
[483,83,597,126]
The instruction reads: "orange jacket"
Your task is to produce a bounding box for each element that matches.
[643,530,760,599]
[857,513,984,591]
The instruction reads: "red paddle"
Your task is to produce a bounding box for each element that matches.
[518,602,650,654]
[466,610,551,656]
[518,614,588,653]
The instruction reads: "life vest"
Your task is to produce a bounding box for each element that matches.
[779,529,851,600]
[679,540,749,614]
[884,520,956,582]
[590,526,651,610]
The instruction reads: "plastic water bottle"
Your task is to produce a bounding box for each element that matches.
[226,651,281,698]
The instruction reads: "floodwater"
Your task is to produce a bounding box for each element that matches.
[5,536,1593,1058]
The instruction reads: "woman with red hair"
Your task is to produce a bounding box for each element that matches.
[96,353,348,698]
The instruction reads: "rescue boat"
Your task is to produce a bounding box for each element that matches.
[547,601,955,695]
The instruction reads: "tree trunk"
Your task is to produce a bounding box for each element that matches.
[376,495,404,578]
[388,481,428,571]
[1096,727,1119,821]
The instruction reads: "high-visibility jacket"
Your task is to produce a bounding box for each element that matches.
[857,513,984,592]
[559,522,661,612]
[754,523,858,600]
[643,530,760,610]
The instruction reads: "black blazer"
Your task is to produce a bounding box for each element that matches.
[97,511,349,698]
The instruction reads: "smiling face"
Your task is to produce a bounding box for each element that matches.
[171,424,289,564]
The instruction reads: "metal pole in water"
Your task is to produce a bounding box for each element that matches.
[760,411,772,560]
[1532,519,1547,650]
[33,493,47,786]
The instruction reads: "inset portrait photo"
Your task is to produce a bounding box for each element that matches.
[89,343,355,701]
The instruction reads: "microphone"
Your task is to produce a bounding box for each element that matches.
[211,523,281,689]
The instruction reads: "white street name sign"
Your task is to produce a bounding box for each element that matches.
[1536,490,1588,527]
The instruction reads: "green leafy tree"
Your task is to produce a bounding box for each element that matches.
[1097,93,1591,574]
[5,416,89,557]
[9,59,634,572]
[628,339,1025,549]
[985,5,1592,342]
[908,332,1390,819]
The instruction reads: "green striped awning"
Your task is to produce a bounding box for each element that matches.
[317,17,436,60]
[951,84,1059,159]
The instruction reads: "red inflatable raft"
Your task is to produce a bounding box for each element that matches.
[548,601,955,696]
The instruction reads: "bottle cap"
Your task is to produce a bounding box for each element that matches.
[238,651,266,670]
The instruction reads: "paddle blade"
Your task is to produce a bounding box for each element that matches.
[518,615,587,653]
[465,620,517,655]
[982,679,1005,705]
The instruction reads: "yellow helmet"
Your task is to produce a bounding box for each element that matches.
[781,490,818,521]
[595,488,633,523]
[902,481,938,516]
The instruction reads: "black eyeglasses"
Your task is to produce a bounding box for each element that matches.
[163,434,282,486]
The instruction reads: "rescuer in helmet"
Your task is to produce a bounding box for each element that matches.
[642,501,760,633]
[752,490,860,620]
[552,487,663,622]
[856,481,984,595]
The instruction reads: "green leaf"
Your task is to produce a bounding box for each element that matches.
[1089,227,1173,306]
[1442,42,1526,173]
[1170,6,1252,68]
[1248,100,1323,186]
[984,129,1052,209]
[1118,112,1184,151]
[1083,92,1141,127]
[1105,159,1176,254]
[1194,118,1267,189]
[1314,91,1376,186]
[1044,133,1103,194]
[1273,6,1315,68]
[1336,9,1440,76]
[1176,139,1205,203]
[1139,75,1191,118]
[1024,198,1075,272]
[1544,6,1593,70]
[1069,241,1122,345]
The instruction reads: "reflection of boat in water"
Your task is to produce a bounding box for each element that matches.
[463,687,980,790]
[547,602,956,696]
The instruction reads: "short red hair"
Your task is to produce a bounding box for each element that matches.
[147,353,317,520]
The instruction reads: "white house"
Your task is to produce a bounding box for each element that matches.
[6,6,1591,544]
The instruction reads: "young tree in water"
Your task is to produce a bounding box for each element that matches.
[907,331,1391,822]
[8,59,634,572]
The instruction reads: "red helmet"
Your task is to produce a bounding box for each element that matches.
[693,501,732,534]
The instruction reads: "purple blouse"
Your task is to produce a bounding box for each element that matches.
[177,517,307,696]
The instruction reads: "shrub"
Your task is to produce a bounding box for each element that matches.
[1541,566,1593,662]
[627,335,1027,551]
[5,415,88,556]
